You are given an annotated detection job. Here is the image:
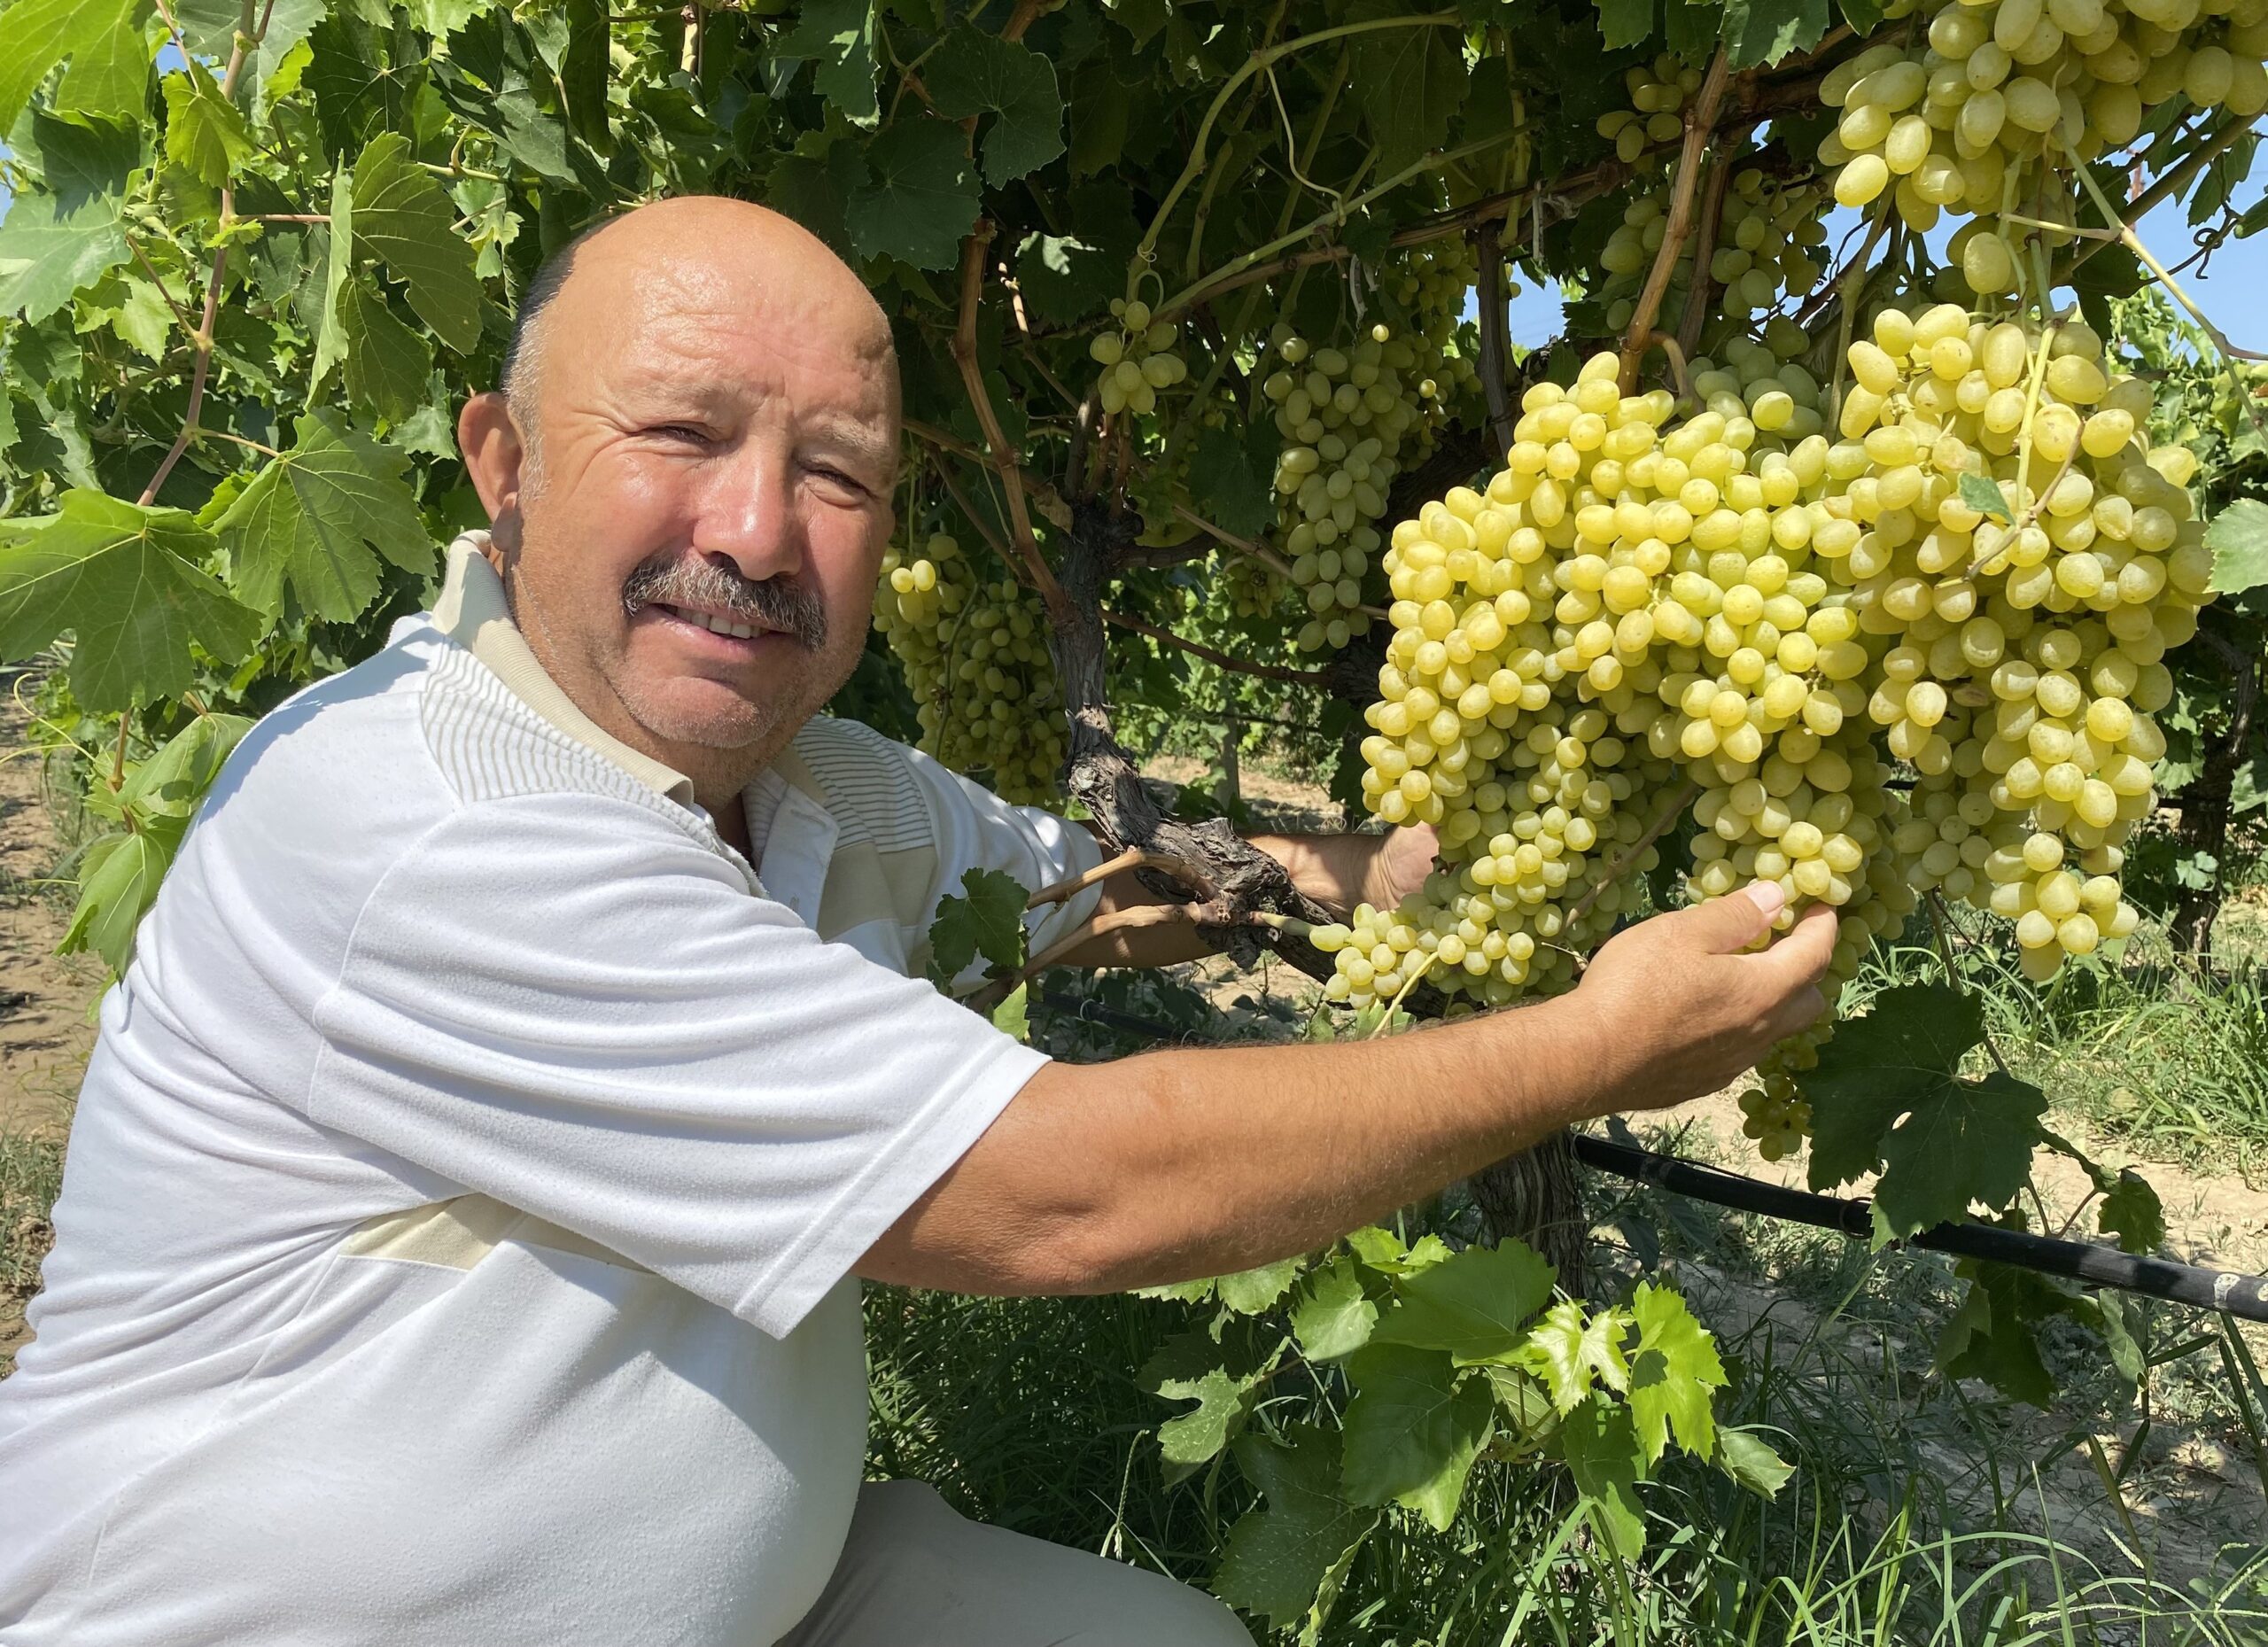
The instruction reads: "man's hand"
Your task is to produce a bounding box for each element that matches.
[864,878,1843,1298]
[1565,882,1837,1113]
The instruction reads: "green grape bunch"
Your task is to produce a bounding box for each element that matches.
[874,532,1067,804]
[1595,167,1831,345]
[1090,298,1189,418]
[1596,53,1710,167]
[1818,0,2268,276]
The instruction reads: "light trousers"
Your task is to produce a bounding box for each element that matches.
[773,1480,1255,1646]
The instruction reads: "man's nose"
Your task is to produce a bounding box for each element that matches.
[691,442,804,583]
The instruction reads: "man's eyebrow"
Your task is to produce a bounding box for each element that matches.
[804,416,898,475]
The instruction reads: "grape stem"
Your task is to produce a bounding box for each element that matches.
[1475,216,1518,458]
[1925,890,2016,1082]
[1100,608,1338,686]
[951,221,1071,623]
[1369,952,1440,1037]
[1962,444,2080,584]
[1169,501,1301,584]
[1561,776,1702,930]
[1675,152,1736,367]
[2071,118,2252,278]
[905,417,1072,530]
[982,902,1197,1000]
[1823,208,1891,430]
[1025,845,1187,911]
[1617,45,1731,394]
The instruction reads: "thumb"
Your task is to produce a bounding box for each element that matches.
[1678,881,1786,953]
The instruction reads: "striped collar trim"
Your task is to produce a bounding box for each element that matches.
[431,531,698,808]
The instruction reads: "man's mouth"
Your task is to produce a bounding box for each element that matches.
[645,602,782,642]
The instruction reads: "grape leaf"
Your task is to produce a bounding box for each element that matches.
[1623,1281,1725,1464]
[845,117,982,272]
[1369,1239,1556,1363]
[1340,1344,1494,1530]
[1715,1426,1794,1497]
[60,822,186,973]
[1216,1427,1378,1630]
[988,982,1029,1042]
[1510,1298,1631,1413]
[925,865,1029,985]
[308,159,354,399]
[2205,497,2268,595]
[2097,1169,2165,1255]
[781,0,878,126]
[1958,470,2013,524]
[351,131,485,353]
[1350,9,1468,174]
[120,712,253,818]
[0,184,131,323]
[1934,1266,2058,1407]
[1216,1254,1307,1314]
[1290,1255,1379,1360]
[109,277,175,360]
[338,276,434,423]
[1156,1367,1252,1473]
[1188,422,1277,540]
[921,27,1064,186]
[162,57,255,186]
[1802,981,2048,1237]
[1720,0,1832,67]
[1559,1401,1648,1559]
[0,490,260,711]
[50,0,150,122]
[1592,0,1653,49]
[212,411,431,621]
[0,0,144,135]
[559,0,609,144]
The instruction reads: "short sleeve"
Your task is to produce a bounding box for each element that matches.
[308,792,1050,1338]
[903,746,1106,984]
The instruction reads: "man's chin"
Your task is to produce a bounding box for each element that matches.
[620,684,794,757]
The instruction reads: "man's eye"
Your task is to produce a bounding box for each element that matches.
[805,462,870,497]
[649,423,714,446]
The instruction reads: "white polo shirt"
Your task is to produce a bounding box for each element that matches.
[0,538,1100,1645]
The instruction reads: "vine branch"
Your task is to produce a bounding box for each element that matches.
[1102,608,1337,686]
[1619,45,1732,393]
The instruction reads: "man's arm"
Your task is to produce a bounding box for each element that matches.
[860,884,1834,1295]
[1052,826,1440,968]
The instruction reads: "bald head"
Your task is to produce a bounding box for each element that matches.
[502,198,898,478]
[456,193,905,812]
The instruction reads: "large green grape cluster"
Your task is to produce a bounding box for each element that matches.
[1262,325,1452,652]
[875,532,1067,804]
[1090,298,1189,417]
[1319,312,2215,1162]
[1820,0,2268,262]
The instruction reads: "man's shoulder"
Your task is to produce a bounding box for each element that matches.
[789,717,936,852]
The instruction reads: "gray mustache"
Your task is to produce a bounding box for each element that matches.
[622,554,827,650]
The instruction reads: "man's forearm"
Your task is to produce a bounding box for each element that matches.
[860,992,1604,1295]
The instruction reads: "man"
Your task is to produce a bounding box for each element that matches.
[0,198,1834,1645]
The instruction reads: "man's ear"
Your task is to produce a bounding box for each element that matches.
[458,392,527,524]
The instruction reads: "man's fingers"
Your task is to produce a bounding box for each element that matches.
[1678,881,1786,952]
[1746,899,1839,990]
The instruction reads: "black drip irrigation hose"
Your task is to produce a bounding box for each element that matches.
[1032,991,2268,1325]
[1573,1134,2268,1325]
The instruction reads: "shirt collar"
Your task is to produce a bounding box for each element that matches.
[432,531,699,809]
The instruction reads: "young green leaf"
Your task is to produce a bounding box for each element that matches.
[988,982,1029,1042]
[161,57,256,187]
[1369,1238,1556,1363]
[1340,1343,1495,1530]
[338,275,435,423]
[120,712,253,818]
[50,0,150,123]
[1958,470,2014,525]
[1289,1255,1379,1361]
[1933,1265,2058,1407]
[1216,1427,1378,1631]
[60,822,185,973]
[307,159,355,398]
[1216,1253,1308,1315]
[1557,1400,1648,1559]
[2204,497,2268,595]
[213,411,431,621]
[1510,1298,1631,1413]
[925,865,1029,986]
[1156,1367,1253,1475]
[350,131,485,353]
[0,491,260,711]
[1802,981,2048,1237]
[2096,1169,2165,1256]
[1714,1426,1795,1498]
[1622,1281,1726,1464]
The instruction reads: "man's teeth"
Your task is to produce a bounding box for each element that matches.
[669,605,757,639]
